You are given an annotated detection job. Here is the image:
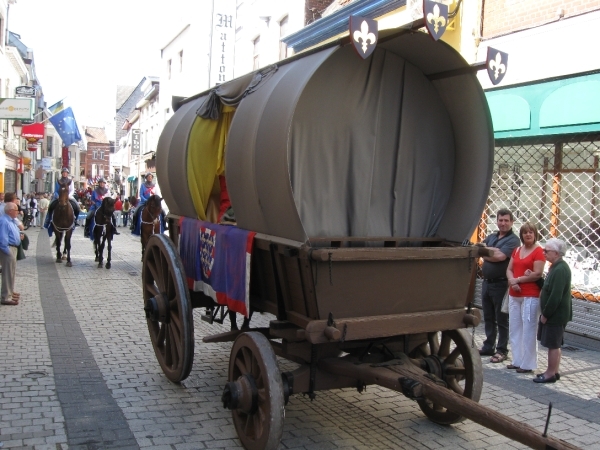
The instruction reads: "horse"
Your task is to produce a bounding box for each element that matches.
[51,179,75,267]
[92,197,116,269]
[139,195,164,261]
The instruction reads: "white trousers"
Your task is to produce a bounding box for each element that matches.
[509,296,540,370]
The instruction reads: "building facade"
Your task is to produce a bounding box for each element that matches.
[82,127,110,185]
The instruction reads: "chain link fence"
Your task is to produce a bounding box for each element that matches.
[476,133,600,302]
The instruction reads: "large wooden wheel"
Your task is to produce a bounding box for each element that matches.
[143,234,194,383]
[223,332,285,450]
[410,329,482,424]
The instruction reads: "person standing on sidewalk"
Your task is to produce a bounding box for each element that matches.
[0,203,24,305]
[479,209,520,363]
[534,238,572,384]
[114,195,123,227]
[506,223,546,373]
[39,193,50,228]
[122,198,130,228]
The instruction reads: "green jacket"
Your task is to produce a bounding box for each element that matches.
[540,259,572,325]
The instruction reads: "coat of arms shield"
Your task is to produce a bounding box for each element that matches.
[486,47,509,85]
[350,16,378,59]
[424,0,449,41]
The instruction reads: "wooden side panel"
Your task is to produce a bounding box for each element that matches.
[313,257,473,319]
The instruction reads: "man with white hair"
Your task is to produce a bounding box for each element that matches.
[534,238,572,384]
[0,202,24,305]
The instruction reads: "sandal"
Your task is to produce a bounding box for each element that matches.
[506,364,520,369]
[1,299,19,306]
[516,368,533,373]
[490,353,508,363]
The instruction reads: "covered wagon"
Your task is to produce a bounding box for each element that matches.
[142,23,577,450]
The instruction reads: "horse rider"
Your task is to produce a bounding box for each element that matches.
[44,168,81,230]
[131,172,165,230]
[84,178,120,237]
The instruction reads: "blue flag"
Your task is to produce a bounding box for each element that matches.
[48,107,82,147]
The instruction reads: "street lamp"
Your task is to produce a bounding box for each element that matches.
[12,120,23,139]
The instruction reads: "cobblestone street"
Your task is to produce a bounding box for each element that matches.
[2,227,600,449]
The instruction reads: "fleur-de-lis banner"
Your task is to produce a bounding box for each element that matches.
[486,47,509,85]
[424,0,448,41]
[350,16,378,59]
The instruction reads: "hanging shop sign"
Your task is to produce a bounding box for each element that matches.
[22,122,45,141]
[0,98,34,120]
[131,129,141,155]
[15,86,36,97]
[209,0,236,87]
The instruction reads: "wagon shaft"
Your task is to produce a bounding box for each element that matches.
[319,355,580,450]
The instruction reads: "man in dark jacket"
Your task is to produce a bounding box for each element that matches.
[479,208,521,363]
[534,238,572,384]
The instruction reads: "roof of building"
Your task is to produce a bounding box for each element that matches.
[84,127,109,144]
[322,0,356,16]
[116,85,136,110]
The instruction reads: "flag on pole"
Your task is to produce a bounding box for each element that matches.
[48,107,82,147]
[48,100,65,115]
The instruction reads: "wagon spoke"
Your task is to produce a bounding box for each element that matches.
[170,313,182,337]
[257,388,266,403]
[147,262,161,291]
[157,323,166,344]
[235,358,247,375]
[243,412,251,436]
[256,405,265,437]
[255,370,264,388]
[168,325,180,367]
[164,329,172,366]
[444,347,461,365]
[439,333,451,357]
[242,348,252,375]
[445,366,466,377]
[145,282,160,299]
[251,356,259,379]
[447,378,464,395]
[428,333,440,355]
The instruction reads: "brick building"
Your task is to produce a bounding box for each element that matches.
[82,127,110,186]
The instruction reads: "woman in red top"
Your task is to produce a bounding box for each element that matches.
[506,223,546,373]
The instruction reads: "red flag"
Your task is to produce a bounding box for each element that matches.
[62,146,69,169]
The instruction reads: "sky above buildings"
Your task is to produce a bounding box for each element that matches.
[9,0,195,130]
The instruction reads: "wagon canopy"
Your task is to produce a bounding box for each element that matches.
[157,28,494,244]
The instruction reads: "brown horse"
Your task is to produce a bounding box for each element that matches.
[92,197,116,269]
[140,195,163,260]
[52,179,75,267]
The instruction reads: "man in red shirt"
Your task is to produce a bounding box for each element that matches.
[114,195,123,227]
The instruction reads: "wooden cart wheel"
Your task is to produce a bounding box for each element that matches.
[411,329,482,424]
[223,332,285,450]
[143,234,194,383]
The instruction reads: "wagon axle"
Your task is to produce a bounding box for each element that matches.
[144,294,170,323]
[222,374,259,414]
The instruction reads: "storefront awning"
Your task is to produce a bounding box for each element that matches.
[486,71,600,139]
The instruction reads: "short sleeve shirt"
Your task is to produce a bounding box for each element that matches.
[482,229,521,280]
[509,246,545,297]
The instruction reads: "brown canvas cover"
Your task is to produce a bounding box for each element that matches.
[158,29,494,244]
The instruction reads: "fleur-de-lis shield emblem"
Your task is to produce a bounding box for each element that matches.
[424,0,448,41]
[350,16,378,59]
[486,47,509,85]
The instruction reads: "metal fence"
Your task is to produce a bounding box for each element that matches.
[476,133,600,302]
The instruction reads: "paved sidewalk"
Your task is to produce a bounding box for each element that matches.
[1,226,600,449]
